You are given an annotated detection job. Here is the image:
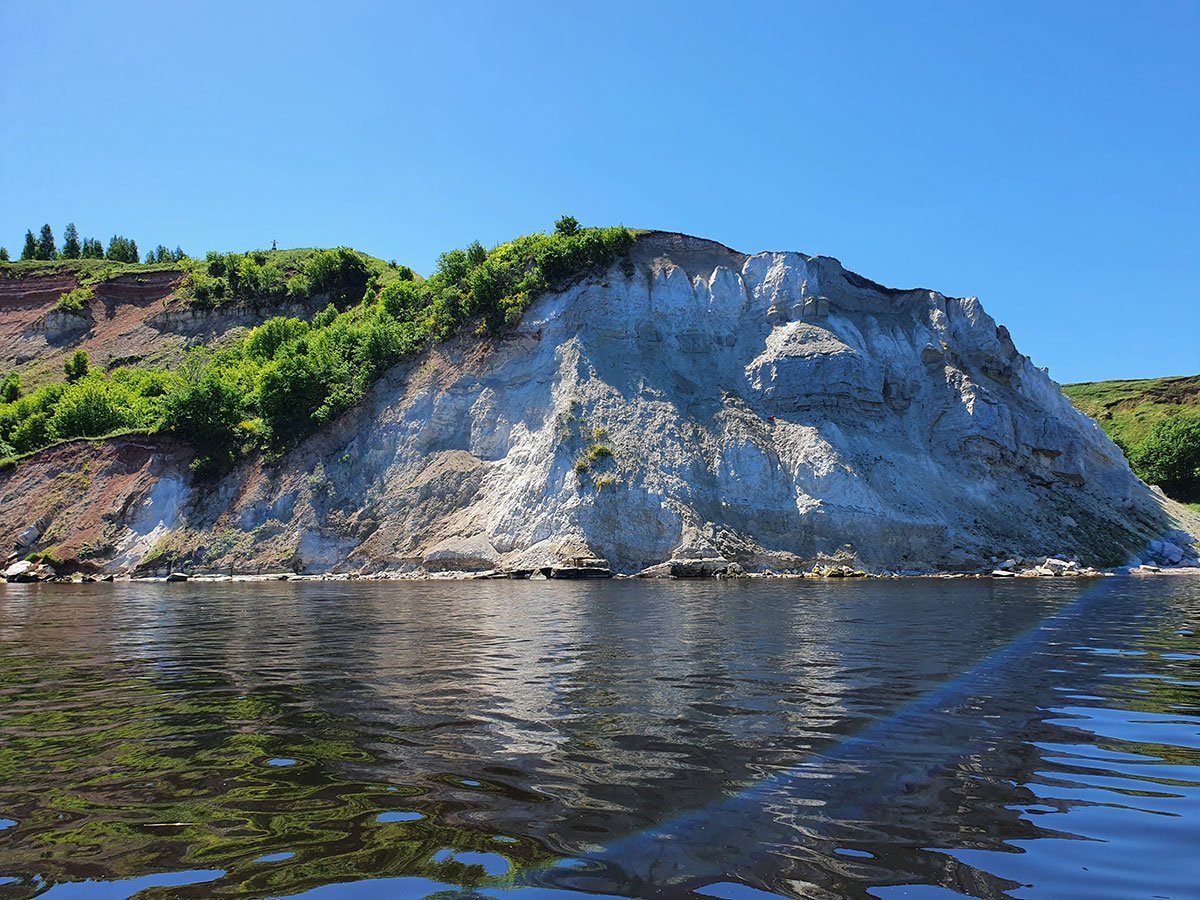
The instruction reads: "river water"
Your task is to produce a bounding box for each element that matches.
[0,577,1197,899]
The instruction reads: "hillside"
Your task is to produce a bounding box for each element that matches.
[1063,376,1200,504]
[0,248,399,389]
[1063,375,1200,448]
[0,229,1195,577]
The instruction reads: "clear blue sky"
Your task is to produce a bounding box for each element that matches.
[2,1,1196,383]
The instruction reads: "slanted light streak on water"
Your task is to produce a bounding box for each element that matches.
[516,575,1123,890]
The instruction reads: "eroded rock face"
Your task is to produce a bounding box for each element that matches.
[5,233,1195,574]
[183,232,1186,574]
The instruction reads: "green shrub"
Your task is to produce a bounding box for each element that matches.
[304,248,372,307]
[10,412,52,454]
[245,317,309,361]
[55,286,94,313]
[585,443,613,463]
[49,376,140,438]
[64,350,90,382]
[1133,415,1200,501]
[161,354,249,475]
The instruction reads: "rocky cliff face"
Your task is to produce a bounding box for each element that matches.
[0,268,328,384]
[3,233,1195,575]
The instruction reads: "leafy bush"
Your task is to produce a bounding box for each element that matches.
[1133,415,1200,501]
[49,376,140,437]
[55,286,94,313]
[64,350,90,382]
[304,248,373,307]
[161,353,249,475]
[245,317,309,360]
[0,368,165,456]
[0,374,19,404]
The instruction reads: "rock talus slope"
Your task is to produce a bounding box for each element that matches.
[4,233,1195,574]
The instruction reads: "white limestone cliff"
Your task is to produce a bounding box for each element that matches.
[168,232,1190,575]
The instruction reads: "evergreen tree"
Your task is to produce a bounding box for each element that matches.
[36,224,56,260]
[106,235,139,263]
[21,230,37,261]
[61,223,81,259]
[0,247,8,262]
[81,237,105,259]
[172,246,187,261]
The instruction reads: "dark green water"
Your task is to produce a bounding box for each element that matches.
[0,578,1197,898]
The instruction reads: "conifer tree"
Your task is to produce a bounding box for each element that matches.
[21,230,37,261]
[106,235,139,263]
[61,223,81,259]
[36,224,56,260]
[81,237,105,259]
[0,247,8,262]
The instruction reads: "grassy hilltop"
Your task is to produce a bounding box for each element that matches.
[1063,375,1200,505]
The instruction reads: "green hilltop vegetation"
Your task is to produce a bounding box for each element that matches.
[0,217,634,474]
[1064,375,1200,504]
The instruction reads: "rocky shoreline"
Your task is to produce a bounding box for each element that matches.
[5,551,1199,586]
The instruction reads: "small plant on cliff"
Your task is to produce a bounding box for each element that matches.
[64,350,90,382]
[584,443,613,463]
[55,286,94,314]
[593,474,617,491]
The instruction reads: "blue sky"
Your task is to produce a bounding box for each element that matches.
[1,0,1196,383]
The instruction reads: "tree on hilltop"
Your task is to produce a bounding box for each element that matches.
[555,215,580,236]
[61,223,81,259]
[81,237,104,259]
[0,247,8,262]
[36,224,56,260]
[106,235,139,263]
[21,231,36,261]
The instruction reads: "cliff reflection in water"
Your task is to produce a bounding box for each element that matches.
[0,578,1197,898]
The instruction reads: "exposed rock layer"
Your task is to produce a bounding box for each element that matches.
[2,233,1195,574]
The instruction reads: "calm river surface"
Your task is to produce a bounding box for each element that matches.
[0,578,1197,899]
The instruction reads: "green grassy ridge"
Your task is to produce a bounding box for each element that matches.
[1063,375,1200,450]
[1064,375,1200,502]
[0,247,402,304]
[0,256,184,285]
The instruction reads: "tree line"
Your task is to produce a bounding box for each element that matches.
[0,223,185,265]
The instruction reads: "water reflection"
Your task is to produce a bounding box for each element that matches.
[0,578,1195,898]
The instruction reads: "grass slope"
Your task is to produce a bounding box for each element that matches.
[1063,375,1200,450]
